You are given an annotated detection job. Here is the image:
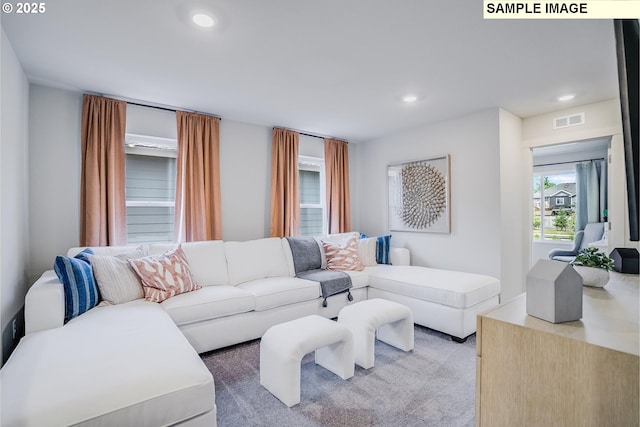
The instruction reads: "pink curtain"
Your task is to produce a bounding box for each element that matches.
[174,111,222,242]
[270,128,299,237]
[324,138,351,233]
[80,94,127,246]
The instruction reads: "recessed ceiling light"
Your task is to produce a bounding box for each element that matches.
[402,94,418,103]
[192,13,215,28]
[556,94,575,102]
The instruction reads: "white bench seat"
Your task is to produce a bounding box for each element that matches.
[338,298,414,369]
[259,315,354,407]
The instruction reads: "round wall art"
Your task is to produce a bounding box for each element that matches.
[388,155,450,233]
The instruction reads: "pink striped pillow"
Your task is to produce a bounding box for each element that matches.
[322,235,364,271]
[129,246,200,303]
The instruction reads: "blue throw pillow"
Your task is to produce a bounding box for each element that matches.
[360,233,392,265]
[375,235,392,265]
[53,248,98,322]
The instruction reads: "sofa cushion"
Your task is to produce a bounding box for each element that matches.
[368,266,500,309]
[225,238,291,285]
[53,248,99,322]
[161,285,255,326]
[88,250,145,305]
[0,301,215,427]
[236,277,319,311]
[344,270,370,289]
[129,246,201,303]
[149,240,229,286]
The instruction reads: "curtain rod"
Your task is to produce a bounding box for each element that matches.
[92,93,222,120]
[534,157,606,167]
[275,126,346,143]
[300,131,325,139]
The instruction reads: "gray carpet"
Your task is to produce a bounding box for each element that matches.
[201,325,476,427]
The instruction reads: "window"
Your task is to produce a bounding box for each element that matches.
[125,134,177,244]
[532,171,576,241]
[298,156,326,236]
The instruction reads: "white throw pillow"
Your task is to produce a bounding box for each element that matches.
[357,237,378,266]
[89,250,146,305]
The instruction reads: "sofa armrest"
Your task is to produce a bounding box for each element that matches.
[390,247,410,266]
[25,270,65,334]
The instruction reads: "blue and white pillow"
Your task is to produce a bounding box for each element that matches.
[53,248,99,322]
[360,233,392,265]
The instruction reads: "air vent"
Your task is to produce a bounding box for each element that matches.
[553,112,585,129]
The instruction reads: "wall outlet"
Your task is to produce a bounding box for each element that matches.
[12,319,17,339]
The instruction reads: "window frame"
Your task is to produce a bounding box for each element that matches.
[124,133,178,244]
[298,155,327,236]
[532,168,576,242]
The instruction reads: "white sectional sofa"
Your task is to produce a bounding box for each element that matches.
[1,234,500,426]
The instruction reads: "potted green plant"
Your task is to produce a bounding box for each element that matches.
[571,247,615,287]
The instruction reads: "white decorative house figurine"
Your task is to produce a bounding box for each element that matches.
[526,260,583,323]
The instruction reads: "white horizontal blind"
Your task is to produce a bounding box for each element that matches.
[299,156,326,236]
[125,135,177,244]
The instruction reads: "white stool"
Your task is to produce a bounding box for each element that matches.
[338,298,414,369]
[259,315,354,407]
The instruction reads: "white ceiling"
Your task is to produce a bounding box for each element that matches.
[1,1,620,142]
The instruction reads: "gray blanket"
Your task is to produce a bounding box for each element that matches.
[286,237,352,307]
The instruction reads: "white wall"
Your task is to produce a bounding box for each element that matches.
[355,109,503,281]
[1,27,30,362]
[523,99,622,147]
[126,104,177,137]
[220,119,272,240]
[498,109,527,301]
[28,85,82,283]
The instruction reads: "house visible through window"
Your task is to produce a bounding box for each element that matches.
[125,133,177,244]
[299,156,326,236]
[532,171,576,241]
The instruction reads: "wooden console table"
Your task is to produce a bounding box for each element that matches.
[476,274,639,427]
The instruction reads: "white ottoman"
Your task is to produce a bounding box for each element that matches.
[260,315,354,407]
[338,298,414,369]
